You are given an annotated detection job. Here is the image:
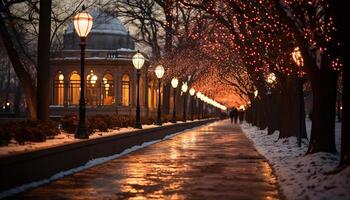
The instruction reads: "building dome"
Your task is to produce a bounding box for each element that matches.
[63,9,134,50]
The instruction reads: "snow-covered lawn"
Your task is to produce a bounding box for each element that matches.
[0,121,188,157]
[241,120,350,200]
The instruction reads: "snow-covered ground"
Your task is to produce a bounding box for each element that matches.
[0,121,188,157]
[241,119,350,200]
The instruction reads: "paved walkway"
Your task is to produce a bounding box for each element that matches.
[11,120,280,200]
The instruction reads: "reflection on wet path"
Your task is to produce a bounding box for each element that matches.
[13,120,280,200]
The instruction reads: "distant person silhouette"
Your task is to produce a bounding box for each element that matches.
[239,109,245,124]
[229,109,234,123]
[234,108,239,124]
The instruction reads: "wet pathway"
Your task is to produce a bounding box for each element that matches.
[12,120,280,200]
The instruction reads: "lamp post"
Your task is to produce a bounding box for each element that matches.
[171,78,179,123]
[181,82,188,122]
[189,88,196,121]
[292,46,304,147]
[73,8,93,139]
[155,65,165,125]
[132,51,145,129]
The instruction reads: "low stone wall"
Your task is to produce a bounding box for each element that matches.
[0,119,216,192]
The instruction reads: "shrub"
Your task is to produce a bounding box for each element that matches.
[0,120,60,145]
[61,113,79,133]
[112,115,135,128]
[39,120,60,139]
[88,115,109,132]
[142,115,156,125]
[162,114,173,123]
[14,121,47,144]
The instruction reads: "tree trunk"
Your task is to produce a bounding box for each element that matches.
[13,84,22,116]
[267,91,281,135]
[307,65,338,154]
[257,96,268,130]
[37,0,52,121]
[333,0,350,168]
[279,75,307,139]
[340,55,350,167]
[0,15,37,119]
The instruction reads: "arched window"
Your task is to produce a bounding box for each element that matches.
[122,74,130,106]
[53,71,64,105]
[86,70,98,106]
[102,73,114,105]
[69,71,80,105]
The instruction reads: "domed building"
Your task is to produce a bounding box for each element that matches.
[49,9,159,117]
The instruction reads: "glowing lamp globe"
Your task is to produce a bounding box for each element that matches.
[171,78,179,88]
[181,82,188,93]
[105,83,110,91]
[267,73,276,84]
[132,51,145,70]
[155,65,165,79]
[254,90,258,98]
[58,74,64,82]
[196,92,202,98]
[73,10,93,38]
[239,105,245,110]
[91,75,97,84]
[189,88,195,96]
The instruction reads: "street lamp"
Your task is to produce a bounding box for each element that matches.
[266,72,276,84]
[132,51,145,129]
[181,82,188,122]
[155,65,165,125]
[189,88,196,121]
[171,78,179,123]
[254,89,258,98]
[88,70,98,86]
[73,7,93,139]
[292,47,304,67]
[292,46,304,147]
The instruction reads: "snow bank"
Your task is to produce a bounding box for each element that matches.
[241,121,349,200]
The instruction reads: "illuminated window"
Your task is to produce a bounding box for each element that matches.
[122,74,130,106]
[102,73,114,105]
[53,71,64,105]
[86,70,98,106]
[68,71,80,105]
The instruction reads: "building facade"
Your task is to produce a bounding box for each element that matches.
[50,9,159,117]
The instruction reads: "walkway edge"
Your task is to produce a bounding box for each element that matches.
[0,119,217,193]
